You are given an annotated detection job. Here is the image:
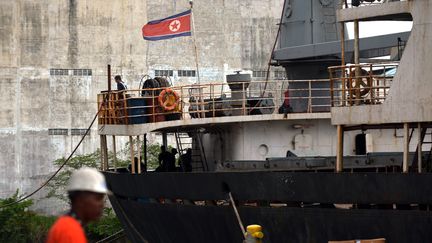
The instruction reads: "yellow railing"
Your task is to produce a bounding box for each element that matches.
[328,63,398,107]
[97,79,336,125]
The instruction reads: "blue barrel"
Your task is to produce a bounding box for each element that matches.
[126,98,148,124]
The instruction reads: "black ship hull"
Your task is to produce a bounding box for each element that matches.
[105,171,432,243]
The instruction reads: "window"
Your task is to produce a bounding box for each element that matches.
[274,71,287,80]
[252,71,268,78]
[71,129,89,136]
[50,69,92,76]
[73,69,92,76]
[50,69,69,76]
[48,129,68,135]
[155,70,173,77]
[178,70,196,77]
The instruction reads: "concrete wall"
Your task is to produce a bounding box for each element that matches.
[0,0,147,211]
[145,0,283,84]
[0,0,282,212]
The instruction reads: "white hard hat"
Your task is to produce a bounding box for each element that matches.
[67,167,110,194]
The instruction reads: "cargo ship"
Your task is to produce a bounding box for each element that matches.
[98,0,432,242]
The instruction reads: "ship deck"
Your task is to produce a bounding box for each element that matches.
[98,112,331,136]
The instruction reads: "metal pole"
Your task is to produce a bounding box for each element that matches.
[336,125,344,172]
[403,123,409,173]
[129,136,135,174]
[190,1,201,84]
[228,191,246,239]
[418,123,422,173]
[112,135,117,172]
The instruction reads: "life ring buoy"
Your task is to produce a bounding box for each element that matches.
[347,68,372,97]
[158,88,180,111]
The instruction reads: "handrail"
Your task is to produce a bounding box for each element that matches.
[340,0,407,9]
[328,63,398,107]
[97,79,338,125]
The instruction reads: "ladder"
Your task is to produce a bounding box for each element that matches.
[175,130,208,171]
[410,126,432,171]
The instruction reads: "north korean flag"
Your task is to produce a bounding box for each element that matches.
[142,10,192,41]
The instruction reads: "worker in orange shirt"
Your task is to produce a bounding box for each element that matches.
[46,167,110,243]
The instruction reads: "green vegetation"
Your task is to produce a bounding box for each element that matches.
[0,191,56,243]
[46,149,129,203]
[0,141,165,242]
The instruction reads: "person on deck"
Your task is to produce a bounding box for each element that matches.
[113,75,128,124]
[114,75,127,91]
[128,157,145,173]
[165,148,178,172]
[46,167,109,243]
[180,148,193,172]
[156,145,171,172]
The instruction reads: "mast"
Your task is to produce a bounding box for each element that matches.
[190,0,201,84]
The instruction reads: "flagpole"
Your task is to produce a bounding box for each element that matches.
[189,0,201,85]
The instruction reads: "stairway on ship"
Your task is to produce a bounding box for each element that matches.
[175,130,208,171]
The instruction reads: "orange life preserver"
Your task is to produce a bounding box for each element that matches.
[158,88,180,111]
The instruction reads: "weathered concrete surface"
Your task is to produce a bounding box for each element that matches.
[145,0,283,83]
[0,0,148,213]
[332,0,432,125]
[0,0,282,213]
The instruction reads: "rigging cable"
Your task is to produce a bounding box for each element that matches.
[249,0,287,113]
[0,98,107,209]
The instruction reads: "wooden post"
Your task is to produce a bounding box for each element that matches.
[340,22,345,67]
[336,125,344,172]
[340,21,346,107]
[100,135,105,170]
[354,20,361,105]
[403,123,409,173]
[107,65,111,93]
[107,65,112,125]
[242,82,246,115]
[112,135,117,172]
[308,80,312,112]
[144,133,148,172]
[137,135,141,174]
[162,132,168,148]
[418,123,422,173]
[101,135,108,171]
[129,136,135,174]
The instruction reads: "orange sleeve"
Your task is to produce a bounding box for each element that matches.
[46,216,87,243]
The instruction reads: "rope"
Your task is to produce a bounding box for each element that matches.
[95,229,125,243]
[249,0,287,113]
[0,98,106,209]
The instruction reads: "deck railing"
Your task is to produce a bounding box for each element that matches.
[340,0,406,9]
[328,63,398,107]
[97,79,336,125]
